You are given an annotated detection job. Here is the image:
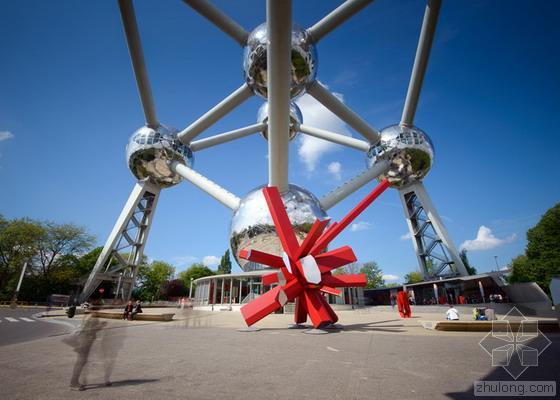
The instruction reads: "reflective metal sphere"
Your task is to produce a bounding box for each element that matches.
[366,124,434,188]
[243,23,318,99]
[126,125,194,188]
[256,101,303,140]
[230,184,327,271]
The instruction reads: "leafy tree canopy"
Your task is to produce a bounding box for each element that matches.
[136,260,174,302]
[0,216,95,300]
[333,262,360,275]
[509,203,560,294]
[178,263,215,293]
[360,261,384,289]
[217,249,232,275]
[404,271,423,284]
[460,249,477,275]
[0,216,44,297]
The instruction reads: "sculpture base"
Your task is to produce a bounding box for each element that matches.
[304,328,329,335]
[237,326,261,332]
[322,323,343,330]
[288,323,309,329]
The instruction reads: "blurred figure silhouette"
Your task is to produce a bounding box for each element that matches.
[123,300,134,320]
[64,312,126,391]
[131,300,143,320]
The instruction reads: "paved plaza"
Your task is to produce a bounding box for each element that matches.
[0,307,558,399]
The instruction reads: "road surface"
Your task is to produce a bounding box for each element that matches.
[0,306,79,347]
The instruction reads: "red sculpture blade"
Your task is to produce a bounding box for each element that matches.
[238,179,390,329]
[262,186,300,259]
[310,179,391,255]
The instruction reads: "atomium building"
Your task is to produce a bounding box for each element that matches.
[82,0,468,311]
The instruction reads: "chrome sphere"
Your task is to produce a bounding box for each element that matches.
[230,184,327,271]
[126,125,194,188]
[366,124,434,188]
[243,23,318,99]
[256,101,303,140]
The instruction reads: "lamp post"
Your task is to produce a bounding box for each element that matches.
[189,277,194,299]
[494,255,499,271]
[11,262,28,307]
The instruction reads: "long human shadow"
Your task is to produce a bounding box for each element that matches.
[340,319,408,333]
[445,335,560,399]
[84,378,160,390]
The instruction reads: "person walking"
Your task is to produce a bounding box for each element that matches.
[65,314,106,390]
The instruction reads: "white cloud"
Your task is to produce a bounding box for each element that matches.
[350,221,372,232]
[202,255,220,267]
[0,131,14,141]
[327,161,342,180]
[382,274,400,282]
[295,91,352,172]
[460,226,516,251]
[400,232,412,240]
[172,255,198,267]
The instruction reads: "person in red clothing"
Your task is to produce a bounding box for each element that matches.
[123,300,134,320]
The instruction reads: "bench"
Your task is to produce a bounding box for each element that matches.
[421,320,559,332]
[89,311,175,322]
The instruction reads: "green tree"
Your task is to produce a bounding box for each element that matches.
[459,249,477,275]
[76,247,104,276]
[0,216,44,299]
[178,263,215,294]
[360,261,384,288]
[0,218,94,301]
[425,258,434,276]
[136,261,175,301]
[333,262,360,275]
[404,271,423,284]
[32,221,95,284]
[217,249,232,275]
[162,279,187,298]
[509,203,560,294]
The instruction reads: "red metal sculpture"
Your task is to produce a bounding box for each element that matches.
[396,290,412,318]
[239,178,391,329]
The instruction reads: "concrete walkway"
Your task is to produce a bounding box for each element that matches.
[1,308,558,399]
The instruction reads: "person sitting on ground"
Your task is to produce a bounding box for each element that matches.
[131,300,143,320]
[123,300,134,320]
[445,304,460,320]
[472,307,479,320]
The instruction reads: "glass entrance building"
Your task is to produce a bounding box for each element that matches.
[192,270,365,310]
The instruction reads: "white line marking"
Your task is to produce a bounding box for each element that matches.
[20,317,35,322]
[5,317,19,322]
[326,346,339,352]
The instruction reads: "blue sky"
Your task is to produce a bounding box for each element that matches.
[1,0,559,282]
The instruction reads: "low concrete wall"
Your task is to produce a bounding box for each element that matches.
[193,303,357,313]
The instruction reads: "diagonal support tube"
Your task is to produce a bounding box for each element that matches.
[307,0,374,43]
[190,123,266,151]
[118,0,159,128]
[307,80,379,144]
[311,178,391,254]
[266,0,292,193]
[171,161,240,210]
[178,83,253,144]
[400,0,442,127]
[298,124,370,152]
[182,0,249,46]
[320,160,390,210]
